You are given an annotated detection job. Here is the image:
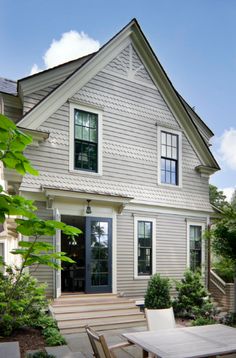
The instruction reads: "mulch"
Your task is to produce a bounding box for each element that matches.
[0,327,46,358]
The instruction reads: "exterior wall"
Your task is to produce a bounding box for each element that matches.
[117,209,207,297]
[21,45,211,211]
[29,201,54,297]
[1,93,22,123]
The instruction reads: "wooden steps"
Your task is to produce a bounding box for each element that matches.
[51,294,146,334]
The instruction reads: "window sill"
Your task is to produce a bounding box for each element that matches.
[134,275,151,280]
[69,169,102,177]
[157,182,182,189]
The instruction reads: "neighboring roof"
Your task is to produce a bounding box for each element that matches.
[17,18,219,171]
[0,77,17,95]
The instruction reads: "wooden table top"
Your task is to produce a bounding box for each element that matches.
[123,324,236,358]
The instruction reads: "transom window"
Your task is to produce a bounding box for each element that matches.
[74,109,98,172]
[189,225,202,272]
[161,131,178,185]
[137,221,153,276]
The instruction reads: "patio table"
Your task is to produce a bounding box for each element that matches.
[123,324,236,358]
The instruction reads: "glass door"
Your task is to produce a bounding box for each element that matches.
[85,217,112,293]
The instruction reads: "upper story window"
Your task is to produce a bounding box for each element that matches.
[69,103,103,175]
[74,109,98,172]
[157,127,182,187]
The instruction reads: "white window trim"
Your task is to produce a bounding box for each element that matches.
[134,216,156,280]
[69,102,103,176]
[186,221,205,275]
[157,126,182,188]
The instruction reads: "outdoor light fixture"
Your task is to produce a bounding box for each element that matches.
[86,199,92,214]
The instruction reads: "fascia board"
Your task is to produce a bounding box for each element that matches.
[18,57,91,97]
[131,31,219,170]
[17,28,133,130]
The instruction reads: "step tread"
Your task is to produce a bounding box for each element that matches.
[52,299,135,307]
[55,309,143,322]
[50,303,137,315]
[58,316,145,329]
[53,306,138,316]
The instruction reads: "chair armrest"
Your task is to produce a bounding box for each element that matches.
[109,341,133,351]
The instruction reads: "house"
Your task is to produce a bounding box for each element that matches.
[0,19,219,298]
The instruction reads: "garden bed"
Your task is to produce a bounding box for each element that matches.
[0,327,46,358]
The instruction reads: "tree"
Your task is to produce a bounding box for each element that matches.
[211,206,236,311]
[0,114,82,334]
[209,184,229,209]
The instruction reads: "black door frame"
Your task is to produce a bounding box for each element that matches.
[85,217,112,293]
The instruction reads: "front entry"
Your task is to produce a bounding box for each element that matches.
[60,215,112,294]
[85,217,112,293]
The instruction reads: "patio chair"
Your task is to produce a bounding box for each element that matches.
[145,307,176,331]
[85,325,133,358]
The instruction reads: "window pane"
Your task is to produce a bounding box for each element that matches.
[161,132,166,144]
[161,170,166,183]
[172,135,177,147]
[90,129,97,142]
[83,127,89,141]
[190,225,202,272]
[172,147,177,159]
[138,222,145,237]
[75,110,82,125]
[145,222,152,238]
[90,115,97,128]
[166,159,171,171]
[166,171,171,184]
[167,134,172,145]
[75,125,82,140]
[171,172,176,185]
[83,113,90,127]
[166,146,172,158]
[0,243,4,258]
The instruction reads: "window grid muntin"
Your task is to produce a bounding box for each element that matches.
[161,131,178,185]
[137,221,152,276]
[74,109,98,172]
[190,225,202,272]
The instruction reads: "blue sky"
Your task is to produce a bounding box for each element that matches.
[1,0,235,198]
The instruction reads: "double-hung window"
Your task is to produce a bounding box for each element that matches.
[70,103,102,174]
[134,217,156,279]
[187,222,205,273]
[158,127,182,187]
[161,131,178,185]
[74,109,98,172]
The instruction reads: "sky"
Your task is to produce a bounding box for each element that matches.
[0,0,235,200]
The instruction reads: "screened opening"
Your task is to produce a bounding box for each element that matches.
[137,221,153,276]
[190,225,202,271]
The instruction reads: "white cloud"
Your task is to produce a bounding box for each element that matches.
[30,30,100,74]
[221,187,235,202]
[218,128,236,170]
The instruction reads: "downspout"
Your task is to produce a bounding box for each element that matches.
[206,215,211,290]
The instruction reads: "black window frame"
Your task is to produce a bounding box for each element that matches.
[74,109,98,173]
[160,131,179,185]
[137,220,153,276]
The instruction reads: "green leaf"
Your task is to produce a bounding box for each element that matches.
[23,162,39,176]
[0,115,16,130]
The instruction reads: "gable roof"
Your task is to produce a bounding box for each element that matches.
[17,18,220,172]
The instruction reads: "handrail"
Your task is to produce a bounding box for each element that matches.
[210,269,226,287]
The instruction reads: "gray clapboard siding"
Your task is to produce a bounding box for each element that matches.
[23,84,59,114]
[29,201,54,297]
[1,93,22,123]
[21,44,211,211]
[117,210,207,297]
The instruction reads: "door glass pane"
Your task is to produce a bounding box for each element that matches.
[90,220,110,287]
[0,243,4,258]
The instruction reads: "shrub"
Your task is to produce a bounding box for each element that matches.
[192,316,217,326]
[0,267,47,336]
[26,352,55,358]
[220,312,236,327]
[173,270,214,318]
[144,274,172,309]
[43,327,66,346]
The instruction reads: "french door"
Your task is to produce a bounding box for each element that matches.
[85,217,112,293]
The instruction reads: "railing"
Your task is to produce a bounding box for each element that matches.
[209,269,235,312]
